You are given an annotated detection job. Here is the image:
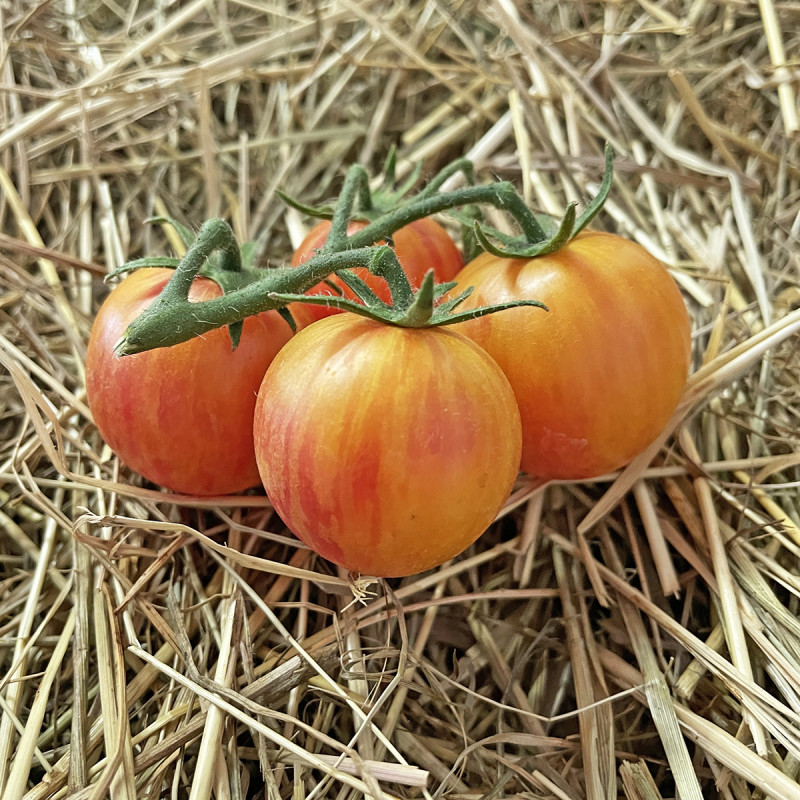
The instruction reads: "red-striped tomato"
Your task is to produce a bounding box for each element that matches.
[86,268,296,495]
[289,218,463,324]
[450,231,692,480]
[253,314,522,577]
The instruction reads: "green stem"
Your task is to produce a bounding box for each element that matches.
[415,158,474,197]
[158,218,241,304]
[115,148,615,355]
[325,164,371,249]
[347,182,548,248]
[116,246,395,355]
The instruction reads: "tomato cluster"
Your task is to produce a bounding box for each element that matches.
[86,186,691,578]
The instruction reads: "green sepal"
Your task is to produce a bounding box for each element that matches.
[432,281,457,300]
[434,297,548,326]
[382,161,423,205]
[433,285,475,316]
[320,278,344,296]
[276,190,336,220]
[277,306,298,333]
[370,148,423,209]
[382,147,398,189]
[227,320,243,349]
[268,270,547,329]
[416,158,475,199]
[239,241,260,269]
[335,269,384,306]
[105,256,182,282]
[393,270,437,326]
[446,206,484,263]
[366,246,414,308]
[475,224,523,248]
[201,265,265,294]
[146,215,196,249]
[533,214,560,239]
[474,202,577,259]
[266,291,396,321]
[573,143,614,236]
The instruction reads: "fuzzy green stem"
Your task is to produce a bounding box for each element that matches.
[116,246,395,355]
[115,149,615,355]
[326,164,371,249]
[347,182,546,248]
[158,218,241,304]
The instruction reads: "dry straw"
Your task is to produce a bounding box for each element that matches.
[1,1,799,798]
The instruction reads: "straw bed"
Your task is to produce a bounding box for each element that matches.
[1,1,799,798]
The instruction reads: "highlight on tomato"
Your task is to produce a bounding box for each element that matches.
[289,217,463,324]
[252,313,522,578]
[450,231,692,480]
[86,268,296,495]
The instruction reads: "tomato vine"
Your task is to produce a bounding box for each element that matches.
[112,145,614,356]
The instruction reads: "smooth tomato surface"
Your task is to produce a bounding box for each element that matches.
[450,231,692,480]
[253,314,522,577]
[289,217,463,323]
[86,268,295,495]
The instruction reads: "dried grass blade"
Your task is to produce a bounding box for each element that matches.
[188,592,239,800]
[600,650,800,800]
[619,760,664,800]
[1,611,75,800]
[128,645,409,796]
[598,531,703,800]
[757,0,800,134]
[68,537,91,792]
[0,488,62,795]
[679,428,768,754]
[553,548,615,800]
[93,586,135,800]
[631,480,680,597]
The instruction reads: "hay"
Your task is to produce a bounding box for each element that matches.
[1,1,799,798]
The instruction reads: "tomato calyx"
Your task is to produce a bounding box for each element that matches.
[471,144,615,260]
[269,265,547,329]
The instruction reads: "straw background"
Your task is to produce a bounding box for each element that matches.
[1,1,800,798]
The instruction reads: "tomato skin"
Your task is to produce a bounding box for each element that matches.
[450,231,692,480]
[86,268,295,495]
[289,217,463,323]
[253,314,522,577]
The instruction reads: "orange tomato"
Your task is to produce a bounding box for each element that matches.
[253,314,521,577]
[450,231,692,480]
[86,269,295,495]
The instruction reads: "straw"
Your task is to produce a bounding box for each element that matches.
[1,2,799,797]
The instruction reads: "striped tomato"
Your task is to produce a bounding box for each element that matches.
[253,314,521,577]
[86,268,295,495]
[450,231,692,480]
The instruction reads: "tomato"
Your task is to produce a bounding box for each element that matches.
[86,268,296,495]
[253,314,522,577]
[289,217,463,323]
[450,231,691,480]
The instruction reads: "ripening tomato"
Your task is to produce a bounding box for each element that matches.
[289,217,463,323]
[253,314,522,577]
[86,268,296,495]
[450,231,692,480]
